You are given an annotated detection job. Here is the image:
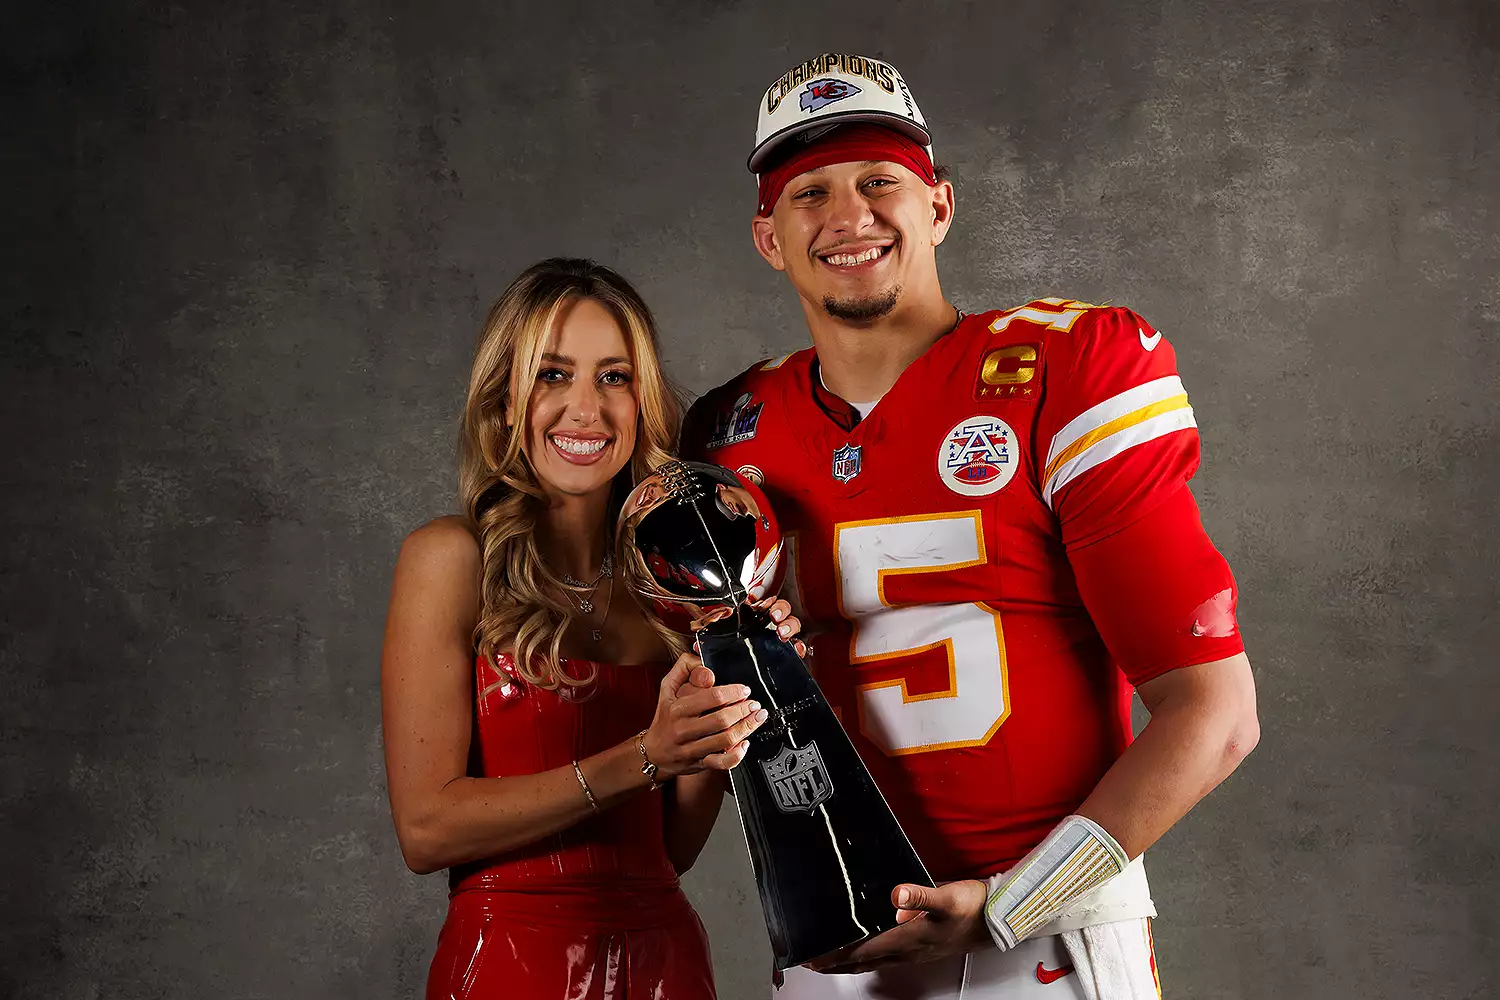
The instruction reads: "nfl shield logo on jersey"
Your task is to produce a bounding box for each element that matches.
[760,741,834,815]
[831,444,862,483]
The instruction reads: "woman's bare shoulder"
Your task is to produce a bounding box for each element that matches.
[398,515,481,573]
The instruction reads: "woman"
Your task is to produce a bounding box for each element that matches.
[381,258,801,999]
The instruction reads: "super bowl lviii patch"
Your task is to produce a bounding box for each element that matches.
[939,416,1018,497]
[706,392,764,449]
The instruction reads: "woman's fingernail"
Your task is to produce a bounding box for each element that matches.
[756,709,769,723]
[748,701,761,713]
[739,686,752,699]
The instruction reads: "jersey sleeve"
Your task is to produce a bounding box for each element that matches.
[1066,486,1245,684]
[1035,307,1200,548]
[679,357,787,464]
[1036,306,1243,681]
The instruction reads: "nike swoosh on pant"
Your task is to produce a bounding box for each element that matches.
[1036,962,1074,984]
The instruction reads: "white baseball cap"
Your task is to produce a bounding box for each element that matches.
[748,53,932,174]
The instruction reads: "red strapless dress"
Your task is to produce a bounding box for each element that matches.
[424,653,716,1000]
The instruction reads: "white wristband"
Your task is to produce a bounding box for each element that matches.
[983,815,1128,951]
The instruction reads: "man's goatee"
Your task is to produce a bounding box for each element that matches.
[823,287,900,322]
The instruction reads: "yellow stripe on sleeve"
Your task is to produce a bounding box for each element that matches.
[1041,393,1192,488]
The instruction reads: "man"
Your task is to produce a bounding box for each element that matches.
[681,53,1259,999]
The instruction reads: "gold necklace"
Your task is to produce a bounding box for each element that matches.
[561,555,614,642]
[562,553,613,614]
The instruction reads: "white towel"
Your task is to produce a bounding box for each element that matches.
[1060,919,1160,1000]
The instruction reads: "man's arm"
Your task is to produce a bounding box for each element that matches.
[1077,652,1258,858]
[979,655,1257,954]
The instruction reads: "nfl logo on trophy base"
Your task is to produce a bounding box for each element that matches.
[762,742,834,815]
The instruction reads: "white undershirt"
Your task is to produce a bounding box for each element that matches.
[818,364,883,420]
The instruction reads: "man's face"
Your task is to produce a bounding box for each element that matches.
[752,159,954,322]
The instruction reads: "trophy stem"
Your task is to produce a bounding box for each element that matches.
[697,629,932,969]
[718,632,874,940]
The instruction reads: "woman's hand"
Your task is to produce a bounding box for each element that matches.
[640,599,807,780]
[642,652,767,778]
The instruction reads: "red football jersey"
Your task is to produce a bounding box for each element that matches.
[681,299,1243,880]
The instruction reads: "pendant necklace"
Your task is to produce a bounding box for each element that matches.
[563,553,614,642]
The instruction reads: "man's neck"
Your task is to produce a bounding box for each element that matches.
[802,291,960,403]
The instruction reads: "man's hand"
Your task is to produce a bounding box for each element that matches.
[804,880,992,975]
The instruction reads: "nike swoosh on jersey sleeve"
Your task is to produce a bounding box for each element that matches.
[1041,375,1196,509]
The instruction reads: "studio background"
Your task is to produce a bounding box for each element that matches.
[5,1,1497,998]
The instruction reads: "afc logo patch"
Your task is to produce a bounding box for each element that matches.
[760,741,834,814]
[974,343,1040,400]
[939,416,1019,497]
[800,77,861,112]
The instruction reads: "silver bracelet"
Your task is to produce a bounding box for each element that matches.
[572,760,600,814]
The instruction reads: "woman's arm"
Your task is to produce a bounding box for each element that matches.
[381,518,765,875]
[663,769,730,875]
[381,518,643,873]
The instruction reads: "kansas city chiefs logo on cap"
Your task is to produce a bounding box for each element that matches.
[800,78,861,112]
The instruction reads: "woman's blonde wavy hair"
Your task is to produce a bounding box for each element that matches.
[460,258,684,689]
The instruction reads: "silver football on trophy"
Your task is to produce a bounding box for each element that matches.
[617,461,785,631]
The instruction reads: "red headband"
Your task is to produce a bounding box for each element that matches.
[755,123,937,216]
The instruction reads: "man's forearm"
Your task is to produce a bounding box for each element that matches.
[1076,652,1259,859]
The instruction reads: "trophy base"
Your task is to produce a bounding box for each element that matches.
[699,627,933,970]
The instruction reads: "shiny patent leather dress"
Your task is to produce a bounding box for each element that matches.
[425,653,716,1000]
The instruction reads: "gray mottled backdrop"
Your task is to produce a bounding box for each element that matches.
[4,1,1497,997]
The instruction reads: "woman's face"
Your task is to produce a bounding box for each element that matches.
[516,297,639,499]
